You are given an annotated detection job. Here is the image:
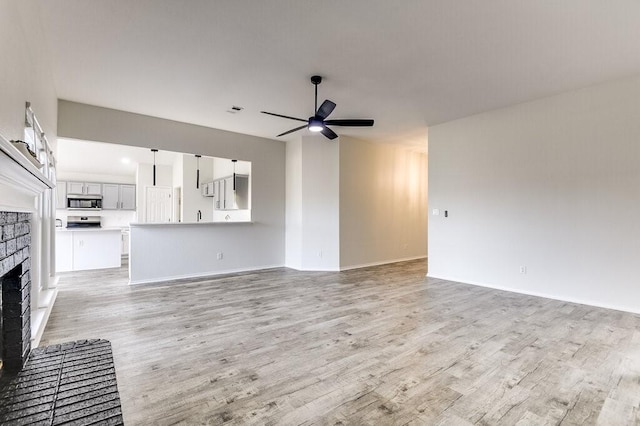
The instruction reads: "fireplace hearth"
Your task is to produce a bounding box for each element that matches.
[0,211,32,378]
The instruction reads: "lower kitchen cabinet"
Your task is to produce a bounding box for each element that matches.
[55,229,122,272]
[55,231,73,271]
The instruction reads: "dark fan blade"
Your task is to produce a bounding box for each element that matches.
[277,124,308,137]
[316,100,336,119]
[324,119,374,127]
[321,126,338,140]
[261,111,307,123]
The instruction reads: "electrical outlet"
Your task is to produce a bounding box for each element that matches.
[217,252,223,260]
[519,266,527,274]
[318,250,323,258]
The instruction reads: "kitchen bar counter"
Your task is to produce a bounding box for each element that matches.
[129,220,280,285]
[130,221,253,227]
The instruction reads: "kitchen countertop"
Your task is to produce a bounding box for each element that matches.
[130,221,253,227]
[55,227,124,232]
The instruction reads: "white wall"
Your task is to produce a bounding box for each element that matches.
[285,136,340,271]
[58,100,286,271]
[429,74,640,314]
[285,135,427,271]
[301,135,340,270]
[285,139,303,270]
[339,137,428,269]
[0,0,58,208]
[56,210,135,228]
[57,171,135,185]
[0,1,57,141]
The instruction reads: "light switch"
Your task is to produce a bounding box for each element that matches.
[432,209,440,216]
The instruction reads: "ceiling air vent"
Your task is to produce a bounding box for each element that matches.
[226,105,244,114]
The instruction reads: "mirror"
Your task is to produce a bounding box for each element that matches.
[56,138,251,224]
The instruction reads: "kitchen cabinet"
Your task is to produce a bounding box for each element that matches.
[102,184,119,209]
[55,231,73,272]
[214,180,221,209]
[201,182,214,197]
[55,229,121,272]
[56,180,67,209]
[214,174,249,210]
[120,185,136,210]
[67,181,102,195]
[121,229,130,255]
[102,184,136,210]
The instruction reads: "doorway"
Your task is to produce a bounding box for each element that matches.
[145,186,172,223]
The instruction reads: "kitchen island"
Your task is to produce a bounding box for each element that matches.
[129,221,282,285]
[55,227,122,272]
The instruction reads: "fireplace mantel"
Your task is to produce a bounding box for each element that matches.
[1,132,57,353]
[0,134,54,192]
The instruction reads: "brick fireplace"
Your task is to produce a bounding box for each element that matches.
[0,211,32,376]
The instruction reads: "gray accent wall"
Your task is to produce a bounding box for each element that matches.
[58,100,286,271]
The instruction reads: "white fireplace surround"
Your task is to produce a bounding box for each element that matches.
[0,132,57,347]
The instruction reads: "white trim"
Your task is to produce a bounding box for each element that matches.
[340,255,427,271]
[286,266,342,272]
[31,288,58,348]
[426,274,640,315]
[0,133,53,196]
[128,264,285,286]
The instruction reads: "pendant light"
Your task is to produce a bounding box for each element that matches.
[151,149,158,186]
[232,159,237,190]
[195,155,201,189]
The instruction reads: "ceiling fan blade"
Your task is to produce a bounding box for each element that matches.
[277,124,308,137]
[324,119,374,127]
[316,100,336,120]
[321,126,338,140]
[261,111,307,123]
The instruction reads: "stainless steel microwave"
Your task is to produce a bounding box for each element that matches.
[66,194,103,210]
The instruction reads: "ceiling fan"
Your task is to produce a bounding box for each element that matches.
[261,75,374,140]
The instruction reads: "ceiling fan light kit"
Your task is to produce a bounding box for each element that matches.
[308,118,323,132]
[261,75,374,140]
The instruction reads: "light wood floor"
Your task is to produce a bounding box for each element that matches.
[41,260,640,425]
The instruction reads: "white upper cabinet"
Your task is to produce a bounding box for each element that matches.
[102,184,120,209]
[102,183,136,210]
[120,185,136,210]
[201,181,214,197]
[67,181,102,195]
[214,174,249,210]
[67,181,84,194]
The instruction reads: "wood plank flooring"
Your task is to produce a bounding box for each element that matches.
[40,260,640,425]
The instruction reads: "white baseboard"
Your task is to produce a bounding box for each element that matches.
[340,255,427,271]
[426,273,640,315]
[128,264,285,285]
[289,266,341,272]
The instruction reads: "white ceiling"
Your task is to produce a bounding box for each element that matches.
[36,1,640,149]
[57,138,181,176]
